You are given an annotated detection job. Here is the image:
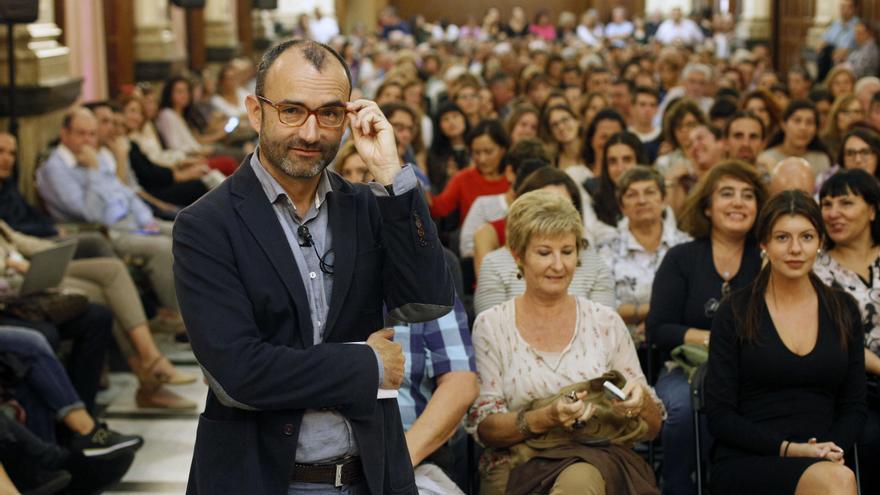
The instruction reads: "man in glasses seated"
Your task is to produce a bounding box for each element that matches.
[172,39,454,495]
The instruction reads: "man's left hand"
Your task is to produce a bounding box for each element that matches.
[346,99,401,186]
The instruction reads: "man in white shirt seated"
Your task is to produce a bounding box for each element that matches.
[604,7,634,47]
[309,8,339,44]
[654,8,705,47]
[36,106,180,318]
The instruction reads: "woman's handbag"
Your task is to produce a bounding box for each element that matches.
[509,370,649,469]
[0,290,89,325]
[670,343,709,382]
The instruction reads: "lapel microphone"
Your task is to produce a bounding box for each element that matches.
[297,225,314,247]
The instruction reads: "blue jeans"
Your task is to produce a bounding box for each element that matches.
[0,303,113,412]
[655,367,711,495]
[0,326,84,443]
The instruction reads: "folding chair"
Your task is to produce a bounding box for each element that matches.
[690,363,710,495]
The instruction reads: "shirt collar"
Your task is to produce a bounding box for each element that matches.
[617,216,679,253]
[249,149,333,212]
[56,144,77,168]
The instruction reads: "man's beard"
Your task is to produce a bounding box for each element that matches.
[259,132,339,179]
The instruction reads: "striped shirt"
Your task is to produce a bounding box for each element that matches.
[473,247,615,315]
[393,296,476,431]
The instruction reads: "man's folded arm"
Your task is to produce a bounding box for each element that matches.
[172,209,379,416]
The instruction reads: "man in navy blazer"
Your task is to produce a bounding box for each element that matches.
[172,39,453,494]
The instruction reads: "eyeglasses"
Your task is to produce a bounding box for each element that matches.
[390,122,414,134]
[256,95,347,128]
[845,148,875,159]
[550,116,575,130]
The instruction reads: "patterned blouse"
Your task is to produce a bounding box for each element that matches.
[598,219,692,309]
[465,297,661,474]
[813,252,880,356]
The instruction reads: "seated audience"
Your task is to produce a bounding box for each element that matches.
[585,131,648,231]
[848,20,879,80]
[598,167,691,344]
[0,217,195,408]
[36,107,182,321]
[210,63,249,118]
[870,92,880,131]
[506,105,541,145]
[757,100,832,177]
[154,75,238,175]
[430,119,510,225]
[428,101,471,194]
[741,89,781,139]
[817,127,880,188]
[647,160,766,495]
[723,111,766,164]
[467,190,662,495]
[821,94,865,160]
[544,104,590,184]
[826,66,857,101]
[1,326,143,451]
[581,109,626,179]
[460,139,549,259]
[472,164,574,275]
[120,95,217,207]
[654,99,705,177]
[393,297,478,494]
[629,86,662,162]
[334,140,372,183]
[474,172,613,315]
[0,132,117,259]
[768,157,816,196]
[706,190,864,495]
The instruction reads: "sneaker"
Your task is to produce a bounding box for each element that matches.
[70,423,143,457]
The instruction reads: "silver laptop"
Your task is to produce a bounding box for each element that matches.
[18,239,78,296]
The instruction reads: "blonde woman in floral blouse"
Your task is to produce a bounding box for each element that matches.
[466,190,663,495]
[598,167,691,344]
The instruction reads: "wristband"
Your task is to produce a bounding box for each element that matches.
[516,409,538,439]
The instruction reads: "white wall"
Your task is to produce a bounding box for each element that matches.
[276,0,335,28]
[644,0,694,16]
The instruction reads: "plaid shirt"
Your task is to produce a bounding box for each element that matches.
[394,296,476,431]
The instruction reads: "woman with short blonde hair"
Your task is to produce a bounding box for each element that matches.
[468,189,662,495]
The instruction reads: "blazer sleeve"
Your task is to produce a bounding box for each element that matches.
[172,207,381,418]
[378,186,454,324]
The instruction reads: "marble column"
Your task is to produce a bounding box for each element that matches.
[0,0,81,202]
[134,0,184,81]
[735,0,772,47]
[205,0,239,62]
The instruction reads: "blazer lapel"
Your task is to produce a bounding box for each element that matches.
[230,164,314,347]
[322,187,357,341]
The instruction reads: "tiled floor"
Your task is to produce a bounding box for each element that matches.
[98,337,204,494]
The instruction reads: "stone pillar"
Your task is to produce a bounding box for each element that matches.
[205,0,239,62]
[0,0,82,202]
[735,0,772,47]
[806,0,840,50]
[134,0,184,81]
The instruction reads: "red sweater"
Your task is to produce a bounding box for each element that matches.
[430,167,509,224]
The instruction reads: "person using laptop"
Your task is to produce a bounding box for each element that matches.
[0,218,197,410]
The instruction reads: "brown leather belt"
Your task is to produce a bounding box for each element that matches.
[290,456,364,488]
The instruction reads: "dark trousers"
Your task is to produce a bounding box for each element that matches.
[0,303,113,413]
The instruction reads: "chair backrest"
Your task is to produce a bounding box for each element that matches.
[690,362,709,412]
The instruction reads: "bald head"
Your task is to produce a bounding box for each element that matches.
[0,132,16,181]
[60,107,98,154]
[769,157,815,196]
[255,39,351,98]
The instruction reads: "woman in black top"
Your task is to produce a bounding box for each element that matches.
[427,101,470,195]
[646,160,766,495]
[706,190,865,495]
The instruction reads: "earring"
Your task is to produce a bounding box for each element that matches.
[516,264,523,280]
[817,248,823,257]
[760,249,767,259]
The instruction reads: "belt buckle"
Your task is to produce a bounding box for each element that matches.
[334,462,343,488]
